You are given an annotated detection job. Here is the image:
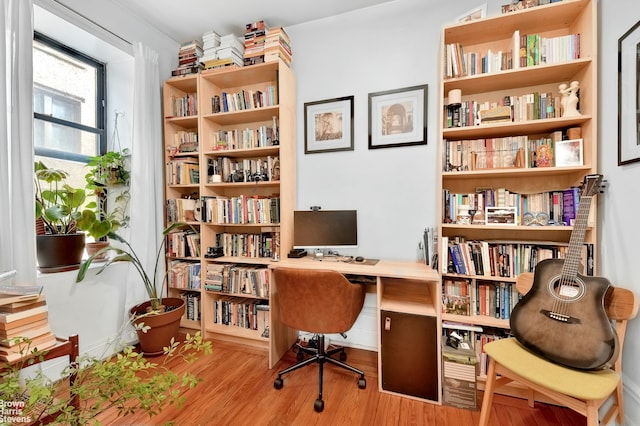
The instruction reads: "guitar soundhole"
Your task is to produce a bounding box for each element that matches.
[548,275,585,302]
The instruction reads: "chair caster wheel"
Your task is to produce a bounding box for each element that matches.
[297,351,304,361]
[358,377,366,389]
[340,351,347,361]
[274,377,283,389]
[314,398,324,412]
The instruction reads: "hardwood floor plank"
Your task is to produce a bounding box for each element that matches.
[95,340,586,425]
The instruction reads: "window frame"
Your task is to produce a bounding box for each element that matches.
[33,31,107,162]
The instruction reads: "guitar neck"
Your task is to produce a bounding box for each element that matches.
[562,194,593,278]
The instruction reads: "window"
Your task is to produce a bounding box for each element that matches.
[33,32,106,188]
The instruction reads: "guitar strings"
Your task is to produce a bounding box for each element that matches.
[552,194,592,320]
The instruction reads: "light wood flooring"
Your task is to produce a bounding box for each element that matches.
[96,339,586,425]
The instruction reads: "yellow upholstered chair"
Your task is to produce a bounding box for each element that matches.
[272,267,367,412]
[479,273,638,426]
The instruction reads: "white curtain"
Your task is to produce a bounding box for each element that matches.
[125,42,163,309]
[0,0,35,285]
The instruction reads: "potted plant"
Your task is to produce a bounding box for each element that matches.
[34,161,90,272]
[80,150,131,258]
[0,332,212,424]
[76,223,195,355]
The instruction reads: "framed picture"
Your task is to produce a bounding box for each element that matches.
[304,96,354,154]
[456,4,487,23]
[618,20,640,165]
[554,138,583,167]
[368,84,428,149]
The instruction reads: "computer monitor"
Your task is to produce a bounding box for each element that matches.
[293,210,358,250]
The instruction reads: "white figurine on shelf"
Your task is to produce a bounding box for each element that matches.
[559,81,581,117]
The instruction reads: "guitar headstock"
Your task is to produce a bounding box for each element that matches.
[580,174,605,197]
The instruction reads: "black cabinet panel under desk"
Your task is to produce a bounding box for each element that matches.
[380,310,438,401]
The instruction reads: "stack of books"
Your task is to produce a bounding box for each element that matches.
[264,27,292,66]
[203,33,245,70]
[244,20,268,66]
[0,285,57,362]
[200,30,221,65]
[172,39,204,77]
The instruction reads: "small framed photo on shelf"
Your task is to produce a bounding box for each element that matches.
[485,206,517,226]
[554,138,583,167]
[304,96,354,154]
[618,20,640,165]
[368,84,428,149]
[456,3,487,22]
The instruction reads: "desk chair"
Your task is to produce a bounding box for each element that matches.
[478,273,638,426]
[272,267,367,412]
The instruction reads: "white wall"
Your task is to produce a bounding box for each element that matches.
[599,1,640,423]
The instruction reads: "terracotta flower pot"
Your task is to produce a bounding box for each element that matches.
[86,241,110,261]
[129,297,185,356]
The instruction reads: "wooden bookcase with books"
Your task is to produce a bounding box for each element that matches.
[438,0,597,398]
[163,61,296,367]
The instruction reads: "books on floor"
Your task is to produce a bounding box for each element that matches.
[0,286,57,362]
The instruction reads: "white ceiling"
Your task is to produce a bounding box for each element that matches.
[111,0,395,43]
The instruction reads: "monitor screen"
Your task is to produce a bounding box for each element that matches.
[293,210,358,249]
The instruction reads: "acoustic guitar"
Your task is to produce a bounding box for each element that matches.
[509,174,618,370]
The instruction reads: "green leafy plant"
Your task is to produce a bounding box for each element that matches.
[76,223,193,311]
[79,150,131,240]
[0,332,212,425]
[35,161,89,235]
[85,149,130,187]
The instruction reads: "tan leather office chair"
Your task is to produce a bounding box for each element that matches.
[479,272,638,426]
[272,267,367,412]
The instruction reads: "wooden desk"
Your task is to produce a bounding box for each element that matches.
[269,258,442,404]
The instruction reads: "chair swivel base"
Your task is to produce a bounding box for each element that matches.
[273,334,366,412]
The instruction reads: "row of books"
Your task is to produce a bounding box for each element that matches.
[501,0,561,14]
[212,86,277,113]
[211,124,277,151]
[167,92,197,118]
[442,278,522,320]
[444,30,579,78]
[180,292,201,321]
[442,324,510,377]
[442,236,594,278]
[211,297,269,335]
[166,198,199,223]
[166,158,199,185]
[443,186,581,226]
[443,135,582,172]
[207,155,280,183]
[170,130,198,154]
[167,260,201,290]
[167,230,200,258]
[214,232,277,259]
[0,285,56,362]
[204,264,270,298]
[200,194,280,225]
[445,92,561,129]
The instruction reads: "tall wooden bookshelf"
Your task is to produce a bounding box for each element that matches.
[437,0,597,399]
[162,61,296,367]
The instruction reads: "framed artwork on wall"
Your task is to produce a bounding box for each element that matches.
[618,19,640,165]
[304,96,354,154]
[368,84,428,150]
